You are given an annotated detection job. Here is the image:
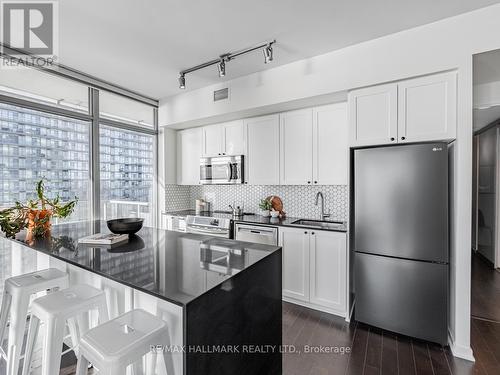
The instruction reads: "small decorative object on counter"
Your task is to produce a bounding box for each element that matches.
[0,179,77,240]
[259,199,272,217]
[106,218,144,235]
[229,203,244,217]
[266,196,286,218]
[195,199,206,214]
[270,210,280,218]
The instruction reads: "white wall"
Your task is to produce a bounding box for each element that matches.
[159,4,500,361]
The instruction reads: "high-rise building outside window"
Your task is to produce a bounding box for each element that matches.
[0,103,90,221]
[99,125,154,226]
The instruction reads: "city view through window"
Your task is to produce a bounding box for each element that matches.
[0,87,156,226]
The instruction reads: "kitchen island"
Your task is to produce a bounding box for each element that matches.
[0,221,282,375]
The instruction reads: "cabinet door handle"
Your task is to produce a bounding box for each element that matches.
[401,136,406,141]
[314,181,318,184]
[307,181,311,184]
[311,232,315,235]
[390,137,395,141]
[304,231,308,234]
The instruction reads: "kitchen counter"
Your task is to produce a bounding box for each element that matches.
[1,221,283,374]
[164,209,348,232]
[2,220,280,306]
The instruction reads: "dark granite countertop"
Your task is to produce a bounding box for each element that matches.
[0,221,281,306]
[163,209,348,232]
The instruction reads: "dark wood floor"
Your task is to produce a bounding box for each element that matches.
[471,251,500,322]
[282,301,478,375]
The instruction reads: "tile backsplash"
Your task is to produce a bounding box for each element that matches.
[165,184,349,221]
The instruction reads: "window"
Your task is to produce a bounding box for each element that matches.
[100,125,154,226]
[0,103,90,221]
[0,67,157,227]
[0,69,89,113]
[99,91,155,128]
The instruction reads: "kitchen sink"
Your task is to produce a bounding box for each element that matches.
[290,219,345,231]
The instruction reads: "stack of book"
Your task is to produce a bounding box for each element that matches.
[78,233,128,247]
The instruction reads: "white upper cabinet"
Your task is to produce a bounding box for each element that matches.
[398,71,456,143]
[202,125,222,157]
[223,121,246,156]
[177,128,202,185]
[179,103,348,187]
[313,103,349,185]
[309,230,347,313]
[245,114,280,185]
[348,71,457,147]
[280,109,313,185]
[349,83,398,147]
[202,120,245,157]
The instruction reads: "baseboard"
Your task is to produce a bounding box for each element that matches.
[282,297,346,319]
[448,331,475,362]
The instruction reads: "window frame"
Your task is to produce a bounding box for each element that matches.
[0,80,158,228]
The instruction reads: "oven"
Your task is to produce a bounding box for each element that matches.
[200,155,244,185]
[185,215,231,238]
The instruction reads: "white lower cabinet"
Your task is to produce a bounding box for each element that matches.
[309,230,347,313]
[280,227,310,302]
[279,227,347,317]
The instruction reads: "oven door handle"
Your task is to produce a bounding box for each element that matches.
[187,227,229,236]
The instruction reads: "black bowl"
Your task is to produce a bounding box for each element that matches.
[106,218,144,235]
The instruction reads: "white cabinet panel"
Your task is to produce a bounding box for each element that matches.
[398,71,456,143]
[202,125,223,157]
[310,231,347,313]
[245,114,280,185]
[223,120,245,156]
[279,227,310,302]
[313,103,348,185]
[349,83,398,147]
[280,109,313,185]
[177,128,201,185]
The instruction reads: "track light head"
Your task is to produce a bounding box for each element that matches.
[179,74,185,89]
[263,44,273,64]
[217,58,226,77]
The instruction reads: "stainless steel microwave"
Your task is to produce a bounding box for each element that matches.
[200,155,244,184]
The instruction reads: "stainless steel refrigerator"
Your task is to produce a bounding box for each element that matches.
[354,143,448,345]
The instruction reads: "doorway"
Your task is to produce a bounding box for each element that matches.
[471,50,500,323]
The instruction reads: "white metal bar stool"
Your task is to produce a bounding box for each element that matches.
[22,284,109,375]
[75,309,174,375]
[0,268,69,375]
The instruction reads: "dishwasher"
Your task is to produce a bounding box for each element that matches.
[234,223,278,245]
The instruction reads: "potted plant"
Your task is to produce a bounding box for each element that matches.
[259,199,272,217]
[0,179,78,240]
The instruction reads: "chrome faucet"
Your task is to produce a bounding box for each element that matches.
[315,192,331,221]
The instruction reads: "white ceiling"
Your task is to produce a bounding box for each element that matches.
[58,0,499,99]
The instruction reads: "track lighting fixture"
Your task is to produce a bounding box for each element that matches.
[178,74,185,89]
[263,43,273,64]
[217,58,226,77]
[178,40,275,89]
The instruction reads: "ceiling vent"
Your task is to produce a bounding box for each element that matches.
[214,88,229,102]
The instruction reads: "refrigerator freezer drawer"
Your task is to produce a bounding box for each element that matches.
[354,252,448,345]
